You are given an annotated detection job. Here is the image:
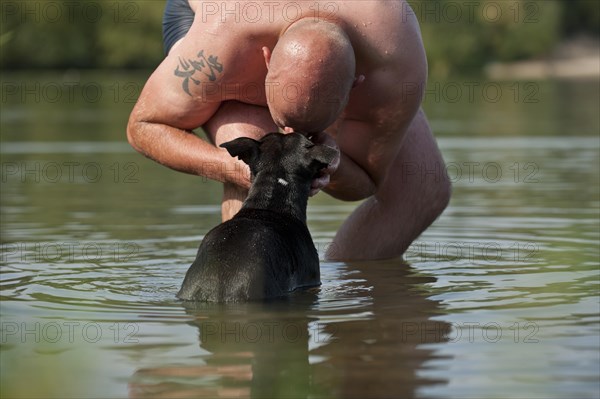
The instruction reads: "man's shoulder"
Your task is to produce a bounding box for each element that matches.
[337,0,414,28]
[338,0,423,64]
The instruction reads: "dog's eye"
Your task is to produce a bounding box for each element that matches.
[305,144,315,149]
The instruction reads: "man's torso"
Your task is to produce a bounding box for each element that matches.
[186,1,425,124]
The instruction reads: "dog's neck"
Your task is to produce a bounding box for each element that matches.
[242,170,311,223]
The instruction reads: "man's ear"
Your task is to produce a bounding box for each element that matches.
[220,137,261,168]
[309,144,338,172]
[262,46,272,70]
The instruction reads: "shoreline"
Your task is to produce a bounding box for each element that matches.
[485,36,600,80]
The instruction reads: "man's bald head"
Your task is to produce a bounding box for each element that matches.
[265,19,356,133]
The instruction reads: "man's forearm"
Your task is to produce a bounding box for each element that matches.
[127,120,251,189]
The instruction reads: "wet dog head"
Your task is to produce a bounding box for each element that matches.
[220,132,337,182]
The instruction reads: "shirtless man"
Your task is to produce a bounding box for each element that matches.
[127,0,451,260]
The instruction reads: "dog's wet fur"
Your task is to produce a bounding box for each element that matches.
[177,132,337,302]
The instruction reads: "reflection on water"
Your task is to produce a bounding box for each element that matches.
[126,263,449,399]
[1,73,599,398]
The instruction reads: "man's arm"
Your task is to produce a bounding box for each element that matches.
[306,130,375,201]
[127,24,260,189]
[127,113,250,189]
[325,152,376,201]
[323,58,426,202]
[127,76,250,188]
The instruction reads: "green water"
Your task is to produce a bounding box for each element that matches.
[1,72,599,398]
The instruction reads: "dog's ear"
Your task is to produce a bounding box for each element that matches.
[220,137,261,167]
[309,144,338,171]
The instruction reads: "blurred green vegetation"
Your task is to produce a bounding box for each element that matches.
[1,0,165,68]
[0,0,598,75]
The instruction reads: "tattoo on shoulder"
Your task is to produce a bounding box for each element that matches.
[174,50,224,96]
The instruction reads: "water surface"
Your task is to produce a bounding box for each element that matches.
[1,72,599,398]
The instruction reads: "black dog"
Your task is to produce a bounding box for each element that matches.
[177,132,337,302]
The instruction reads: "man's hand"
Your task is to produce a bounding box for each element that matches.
[308,131,341,196]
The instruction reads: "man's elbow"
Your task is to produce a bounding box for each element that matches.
[126,115,145,154]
